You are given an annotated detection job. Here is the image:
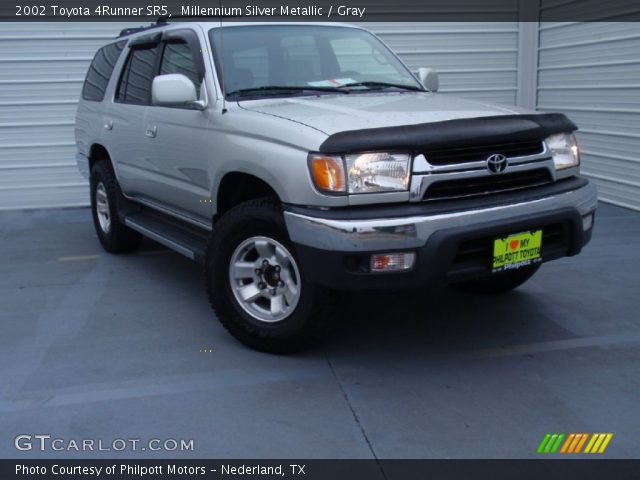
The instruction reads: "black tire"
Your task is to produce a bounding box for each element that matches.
[453,264,541,295]
[205,198,337,353]
[90,161,142,253]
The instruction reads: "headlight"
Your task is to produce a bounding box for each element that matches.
[308,152,411,195]
[546,133,580,170]
[345,152,411,193]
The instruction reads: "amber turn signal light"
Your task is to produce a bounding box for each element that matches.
[308,155,346,194]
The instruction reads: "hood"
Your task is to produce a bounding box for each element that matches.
[237,92,529,136]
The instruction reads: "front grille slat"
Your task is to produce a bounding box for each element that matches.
[423,169,552,201]
[418,140,552,201]
[425,141,544,166]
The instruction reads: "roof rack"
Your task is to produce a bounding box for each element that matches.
[118,15,244,37]
[118,23,165,38]
[155,15,243,24]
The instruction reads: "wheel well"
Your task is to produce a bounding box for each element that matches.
[215,173,280,221]
[88,144,112,172]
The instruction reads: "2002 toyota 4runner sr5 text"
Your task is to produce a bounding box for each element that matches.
[75,21,597,352]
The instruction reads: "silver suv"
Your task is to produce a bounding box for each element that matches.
[75,21,597,352]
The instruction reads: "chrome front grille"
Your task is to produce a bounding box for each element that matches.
[410,140,556,202]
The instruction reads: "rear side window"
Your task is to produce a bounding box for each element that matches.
[82,41,125,102]
[160,41,201,97]
[116,45,159,105]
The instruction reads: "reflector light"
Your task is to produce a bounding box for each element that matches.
[370,252,416,272]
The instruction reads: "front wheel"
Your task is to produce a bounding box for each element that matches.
[205,198,336,353]
[452,264,541,295]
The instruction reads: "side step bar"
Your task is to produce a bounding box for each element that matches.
[124,210,209,263]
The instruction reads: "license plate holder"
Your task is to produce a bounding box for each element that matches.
[492,230,543,273]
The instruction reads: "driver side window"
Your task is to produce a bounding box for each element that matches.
[159,41,201,97]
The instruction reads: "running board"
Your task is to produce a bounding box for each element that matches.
[124,210,209,263]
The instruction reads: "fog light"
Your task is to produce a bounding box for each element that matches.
[370,252,416,272]
[582,213,593,231]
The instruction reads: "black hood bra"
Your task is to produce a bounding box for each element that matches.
[318,113,577,154]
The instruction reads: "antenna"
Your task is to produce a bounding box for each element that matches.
[219,0,227,114]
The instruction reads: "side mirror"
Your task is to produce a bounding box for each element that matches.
[417,67,439,92]
[152,74,205,110]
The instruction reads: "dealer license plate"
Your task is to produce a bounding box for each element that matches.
[492,230,543,272]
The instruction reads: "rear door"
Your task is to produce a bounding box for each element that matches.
[105,34,161,196]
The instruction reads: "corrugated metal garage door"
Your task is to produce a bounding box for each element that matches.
[0,22,132,210]
[369,22,520,105]
[537,22,640,211]
[0,21,520,210]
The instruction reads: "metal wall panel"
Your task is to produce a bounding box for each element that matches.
[368,22,520,104]
[537,21,640,210]
[0,22,133,210]
[0,21,518,210]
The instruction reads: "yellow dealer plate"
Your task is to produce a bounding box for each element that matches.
[492,230,543,272]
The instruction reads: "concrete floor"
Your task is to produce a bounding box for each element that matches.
[0,202,638,459]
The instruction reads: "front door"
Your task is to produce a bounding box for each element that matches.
[142,28,213,223]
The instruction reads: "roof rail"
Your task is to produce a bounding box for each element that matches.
[118,23,165,38]
[119,15,244,37]
[155,14,243,24]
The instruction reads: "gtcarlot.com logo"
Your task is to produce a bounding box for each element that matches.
[14,434,194,452]
[537,433,613,454]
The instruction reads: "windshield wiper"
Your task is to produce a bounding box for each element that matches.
[339,81,424,92]
[227,85,350,97]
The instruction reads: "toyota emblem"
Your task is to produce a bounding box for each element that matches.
[486,153,508,174]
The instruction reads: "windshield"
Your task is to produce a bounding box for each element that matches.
[208,25,423,98]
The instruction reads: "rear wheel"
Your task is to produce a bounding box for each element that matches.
[205,198,336,353]
[90,161,142,253]
[453,264,541,294]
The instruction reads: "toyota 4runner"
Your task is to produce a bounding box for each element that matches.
[75,21,597,352]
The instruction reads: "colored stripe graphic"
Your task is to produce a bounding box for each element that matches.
[550,434,565,453]
[540,433,613,454]
[575,433,589,453]
[545,434,558,453]
[598,434,613,453]
[537,434,551,454]
[584,434,599,453]
[568,433,581,453]
[560,433,575,453]
[537,433,565,453]
[585,433,614,454]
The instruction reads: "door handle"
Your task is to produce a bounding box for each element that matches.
[104,120,113,131]
[145,125,157,138]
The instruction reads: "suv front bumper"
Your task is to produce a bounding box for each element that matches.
[284,177,597,290]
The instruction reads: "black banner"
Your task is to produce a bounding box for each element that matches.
[3,0,640,22]
[3,459,640,480]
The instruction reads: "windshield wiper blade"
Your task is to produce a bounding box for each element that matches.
[227,85,350,97]
[339,81,424,92]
